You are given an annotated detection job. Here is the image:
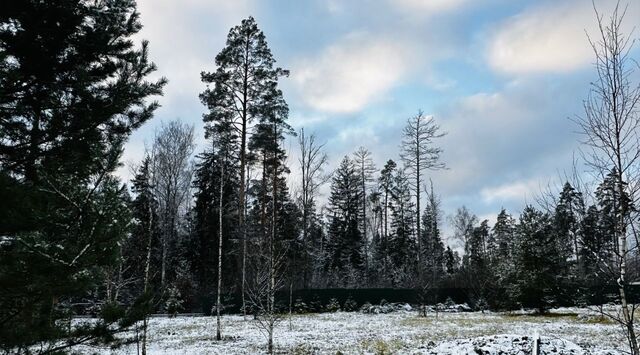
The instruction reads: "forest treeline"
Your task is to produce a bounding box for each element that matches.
[1,0,638,354]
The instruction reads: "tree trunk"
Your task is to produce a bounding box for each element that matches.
[216,162,224,341]
[617,170,638,354]
[289,277,293,330]
[416,157,421,282]
[361,167,368,281]
[161,204,169,290]
[384,190,388,281]
[239,32,250,320]
[142,198,154,355]
[269,124,278,354]
[302,195,308,289]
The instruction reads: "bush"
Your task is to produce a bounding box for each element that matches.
[240,303,254,316]
[326,298,341,312]
[445,297,455,308]
[294,298,310,314]
[275,300,288,313]
[360,302,373,313]
[343,297,358,312]
[379,302,394,314]
[101,302,124,323]
[310,295,323,312]
[474,297,489,312]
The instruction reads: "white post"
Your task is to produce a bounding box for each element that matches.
[532,333,540,355]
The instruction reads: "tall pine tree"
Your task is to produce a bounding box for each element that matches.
[0,0,165,350]
[200,17,288,315]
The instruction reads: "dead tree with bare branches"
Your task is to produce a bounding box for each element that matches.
[400,111,446,281]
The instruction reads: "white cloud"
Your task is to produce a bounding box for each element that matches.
[425,76,583,222]
[118,0,253,180]
[288,113,332,128]
[435,90,536,191]
[326,0,343,14]
[291,33,412,113]
[391,0,467,14]
[486,0,638,74]
[480,179,541,204]
[337,125,379,146]
[424,68,457,91]
[477,213,498,226]
[135,0,253,101]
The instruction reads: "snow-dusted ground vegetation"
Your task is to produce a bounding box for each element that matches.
[72,307,624,354]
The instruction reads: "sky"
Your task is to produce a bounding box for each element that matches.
[121,0,640,242]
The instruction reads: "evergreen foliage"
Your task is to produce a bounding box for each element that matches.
[0,0,165,351]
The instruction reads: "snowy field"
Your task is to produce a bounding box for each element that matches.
[72,307,626,354]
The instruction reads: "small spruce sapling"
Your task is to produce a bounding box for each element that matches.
[165,286,183,318]
[326,298,341,312]
[343,297,358,312]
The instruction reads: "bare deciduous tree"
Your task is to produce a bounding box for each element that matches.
[298,128,330,287]
[450,206,477,257]
[150,120,195,290]
[247,162,289,355]
[573,2,640,353]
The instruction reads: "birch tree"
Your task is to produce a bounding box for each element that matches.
[574,3,640,353]
[246,72,293,354]
[212,111,236,341]
[297,129,330,287]
[151,121,195,290]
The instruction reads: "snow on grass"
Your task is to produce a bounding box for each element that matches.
[72,307,626,354]
[430,334,590,355]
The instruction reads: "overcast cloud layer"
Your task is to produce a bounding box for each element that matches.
[121,0,640,241]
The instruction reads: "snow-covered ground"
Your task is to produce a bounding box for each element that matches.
[72,307,625,354]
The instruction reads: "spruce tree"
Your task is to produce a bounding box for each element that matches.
[192,144,239,315]
[388,169,416,287]
[491,208,516,305]
[421,206,445,284]
[555,182,585,262]
[419,185,445,305]
[127,156,158,355]
[352,147,376,279]
[444,246,461,275]
[509,206,563,313]
[326,156,364,286]
[579,205,611,284]
[127,156,158,294]
[492,209,516,263]
[467,220,492,307]
[595,169,633,255]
